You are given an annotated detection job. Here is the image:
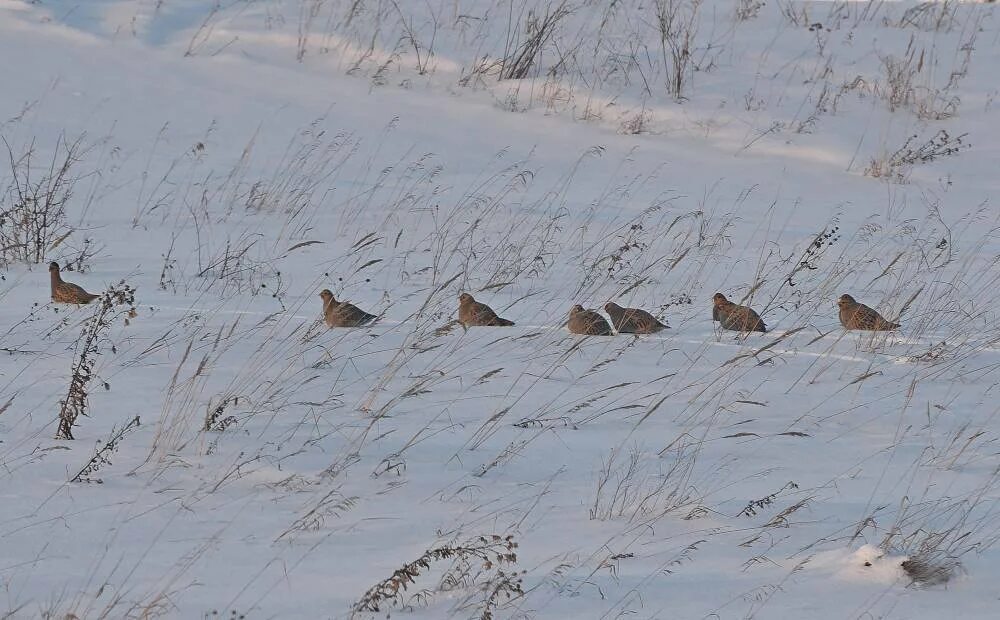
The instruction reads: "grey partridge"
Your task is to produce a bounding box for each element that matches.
[604,302,668,334]
[458,293,514,328]
[319,289,377,327]
[838,294,899,331]
[49,262,99,304]
[713,293,766,333]
[567,304,612,335]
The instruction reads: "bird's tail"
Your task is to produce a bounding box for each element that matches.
[495,317,515,326]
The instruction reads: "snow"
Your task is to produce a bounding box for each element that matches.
[1,0,999,618]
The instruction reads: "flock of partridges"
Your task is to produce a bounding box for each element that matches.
[48,261,902,334]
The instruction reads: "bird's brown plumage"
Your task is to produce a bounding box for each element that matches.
[712,293,766,333]
[458,293,514,327]
[49,262,99,305]
[837,294,899,331]
[319,289,377,327]
[567,304,612,335]
[604,302,668,334]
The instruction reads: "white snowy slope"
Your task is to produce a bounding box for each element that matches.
[1,0,999,618]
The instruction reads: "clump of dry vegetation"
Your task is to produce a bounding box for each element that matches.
[56,282,138,440]
[865,130,969,182]
[0,134,86,266]
[70,415,142,482]
[353,535,523,617]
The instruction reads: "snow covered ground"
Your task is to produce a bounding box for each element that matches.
[1,0,999,617]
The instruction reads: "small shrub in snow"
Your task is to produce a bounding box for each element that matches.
[653,0,702,101]
[56,281,138,440]
[353,535,523,618]
[203,395,239,432]
[499,2,573,81]
[877,36,969,120]
[618,109,652,135]
[69,415,141,483]
[865,130,968,182]
[0,135,85,266]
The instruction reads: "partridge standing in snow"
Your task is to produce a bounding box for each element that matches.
[604,302,668,334]
[567,305,612,335]
[712,293,767,333]
[49,262,99,304]
[319,289,377,327]
[837,294,899,331]
[458,293,514,328]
